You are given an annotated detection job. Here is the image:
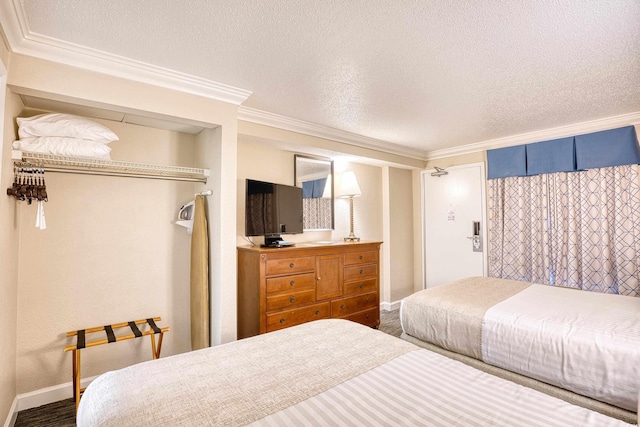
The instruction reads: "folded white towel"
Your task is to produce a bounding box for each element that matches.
[35,200,46,230]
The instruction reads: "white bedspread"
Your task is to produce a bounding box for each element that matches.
[482,284,640,412]
[253,349,632,427]
[77,319,417,427]
[78,317,633,427]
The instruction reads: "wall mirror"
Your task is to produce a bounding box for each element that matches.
[294,155,334,230]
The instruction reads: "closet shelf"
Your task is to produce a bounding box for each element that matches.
[12,150,210,183]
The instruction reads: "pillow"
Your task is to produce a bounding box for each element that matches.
[13,137,112,160]
[17,113,119,143]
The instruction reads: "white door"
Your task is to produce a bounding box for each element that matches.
[422,163,487,288]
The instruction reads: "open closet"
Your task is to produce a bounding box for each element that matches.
[2,56,239,401]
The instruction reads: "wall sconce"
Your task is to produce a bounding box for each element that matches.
[337,170,362,242]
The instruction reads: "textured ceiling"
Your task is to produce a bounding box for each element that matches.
[7,0,640,153]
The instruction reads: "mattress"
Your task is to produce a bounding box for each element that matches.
[77,318,634,426]
[400,277,640,412]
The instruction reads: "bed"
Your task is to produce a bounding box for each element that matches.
[77,318,634,426]
[400,276,640,420]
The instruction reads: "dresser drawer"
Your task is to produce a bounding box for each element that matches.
[266,288,316,312]
[343,264,377,282]
[341,307,379,327]
[344,250,378,266]
[266,256,315,276]
[343,278,377,296]
[331,291,378,317]
[266,273,315,294]
[266,303,330,332]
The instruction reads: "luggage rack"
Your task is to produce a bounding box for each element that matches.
[64,317,169,410]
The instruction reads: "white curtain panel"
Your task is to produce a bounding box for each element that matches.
[489,165,640,296]
[303,197,332,230]
[488,174,551,284]
[550,165,640,296]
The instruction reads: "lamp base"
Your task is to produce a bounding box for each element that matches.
[344,196,360,242]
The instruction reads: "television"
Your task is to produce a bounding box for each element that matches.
[245,179,303,247]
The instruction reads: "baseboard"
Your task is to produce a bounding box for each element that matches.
[380,300,402,311]
[15,375,98,413]
[3,397,17,427]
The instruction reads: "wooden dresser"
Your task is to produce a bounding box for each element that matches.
[237,241,382,339]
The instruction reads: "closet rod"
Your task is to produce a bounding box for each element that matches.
[12,150,209,183]
[42,167,207,183]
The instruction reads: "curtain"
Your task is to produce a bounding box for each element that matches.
[190,195,210,350]
[302,178,328,198]
[489,165,640,296]
[488,174,551,283]
[550,165,640,296]
[303,197,332,229]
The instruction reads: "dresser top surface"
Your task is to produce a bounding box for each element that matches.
[237,240,382,254]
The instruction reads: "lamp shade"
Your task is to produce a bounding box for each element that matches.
[337,171,362,198]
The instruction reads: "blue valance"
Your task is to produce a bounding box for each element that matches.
[575,126,640,170]
[526,137,575,176]
[302,178,327,198]
[487,126,639,179]
[487,145,527,179]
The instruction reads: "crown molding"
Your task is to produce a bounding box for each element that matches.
[0,1,252,105]
[426,111,640,160]
[238,106,429,160]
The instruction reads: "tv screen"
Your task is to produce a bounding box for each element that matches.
[245,179,303,237]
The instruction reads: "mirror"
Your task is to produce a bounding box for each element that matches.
[294,155,334,230]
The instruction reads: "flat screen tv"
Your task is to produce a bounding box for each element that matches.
[245,179,303,247]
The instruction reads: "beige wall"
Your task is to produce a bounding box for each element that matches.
[0,84,20,423]
[14,118,195,393]
[388,167,414,302]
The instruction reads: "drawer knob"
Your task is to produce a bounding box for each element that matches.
[366,298,371,303]
[290,296,295,303]
[315,310,320,315]
[359,283,364,289]
[340,304,345,309]
[290,280,295,286]
[279,318,285,324]
[289,263,295,268]
[360,269,363,274]
[366,314,371,319]
[359,255,363,260]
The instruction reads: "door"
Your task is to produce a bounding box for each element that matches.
[316,254,343,300]
[422,163,487,288]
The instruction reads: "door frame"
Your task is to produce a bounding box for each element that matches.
[420,162,488,290]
